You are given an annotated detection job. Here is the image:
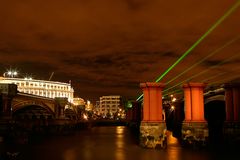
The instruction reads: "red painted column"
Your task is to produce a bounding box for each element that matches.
[224,83,240,122]
[183,85,192,121]
[140,82,165,122]
[224,87,234,121]
[183,83,206,122]
[233,87,240,121]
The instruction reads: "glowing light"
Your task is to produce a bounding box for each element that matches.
[171,106,175,110]
[172,97,177,102]
[87,100,90,105]
[5,70,18,78]
[83,114,88,120]
[24,77,33,80]
[126,101,133,108]
[65,105,69,109]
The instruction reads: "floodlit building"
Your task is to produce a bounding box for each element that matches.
[0,76,74,103]
[73,97,85,106]
[99,95,122,118]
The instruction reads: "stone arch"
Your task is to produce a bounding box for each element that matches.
[11,104,55,133]
[13,104,54,120]
[12,100,55,115]
[64,108,77,120]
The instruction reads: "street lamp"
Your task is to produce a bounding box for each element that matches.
[3,70,18,78]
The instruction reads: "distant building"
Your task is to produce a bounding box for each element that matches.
[0,76,74,102]
[99,95,122,118]
[85,100,93,111]
[73,97,85,106]
[94,101,100,115]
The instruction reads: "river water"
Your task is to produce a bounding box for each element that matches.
[0,126,238,160]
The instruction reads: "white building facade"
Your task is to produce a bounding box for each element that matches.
[0,77,74,102]
[99,95,122,117]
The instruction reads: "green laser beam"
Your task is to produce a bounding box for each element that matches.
[136,0,240,101]
[163,72,227,96]
[136,94,143,101]
[163,53,240,93]
[165,36,240,85]
[202,72,227,83]
[209,72,240,85]
[155,1,240,83]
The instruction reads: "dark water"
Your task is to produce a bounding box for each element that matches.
[0,126,238,160]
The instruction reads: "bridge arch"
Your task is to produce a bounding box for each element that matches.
[12,104,55,131]
[12,100,55,115]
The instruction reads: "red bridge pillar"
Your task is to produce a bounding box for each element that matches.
[139,82,166,149]
[182,83,208,144]
[224,83,240,142]
[224,83,240,121]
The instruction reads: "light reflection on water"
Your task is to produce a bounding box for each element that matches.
[63,149,77,160]
[166,133,181,160]
[115,126,126,160]
[1,126,234,160]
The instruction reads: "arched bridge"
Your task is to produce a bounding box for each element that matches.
[0,84,83,134]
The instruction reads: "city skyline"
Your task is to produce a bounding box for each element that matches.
[1,0,240,102]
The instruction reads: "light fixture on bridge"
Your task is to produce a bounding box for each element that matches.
[24,77,32,80]
[3,69,18,78]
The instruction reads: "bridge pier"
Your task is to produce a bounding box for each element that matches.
[223,83,240,145]
[182,83,208,147]
[139,82,166,149]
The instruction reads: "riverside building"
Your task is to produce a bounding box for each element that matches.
[0,75,74,103]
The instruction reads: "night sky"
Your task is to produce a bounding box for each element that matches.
[0,0,240,102]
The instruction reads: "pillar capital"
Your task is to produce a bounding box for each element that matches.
[182,82,207,88]
[224,82,240,121]
[223,83,240,89]
[140,82,165,89]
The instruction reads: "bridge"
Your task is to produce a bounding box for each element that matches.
[0,83,85,137]
[125,82,240,149]
[1,82,240,149]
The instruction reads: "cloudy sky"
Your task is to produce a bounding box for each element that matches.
[0,0,240,102]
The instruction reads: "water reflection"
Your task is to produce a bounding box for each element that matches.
[63,149,77,160]
[0,126,221,160]
[116,126,124,134]
[115,126,126,160]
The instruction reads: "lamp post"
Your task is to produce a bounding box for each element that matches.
[3,70,18,78]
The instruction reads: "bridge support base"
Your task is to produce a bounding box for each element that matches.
[139,121,167,149]
[181,122,208,147]
[224,122,240,145]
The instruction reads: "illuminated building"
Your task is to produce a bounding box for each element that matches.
[99,95,122,117]
[73,97,85,106]
[85,100,93,111]
[0,76,74,103]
